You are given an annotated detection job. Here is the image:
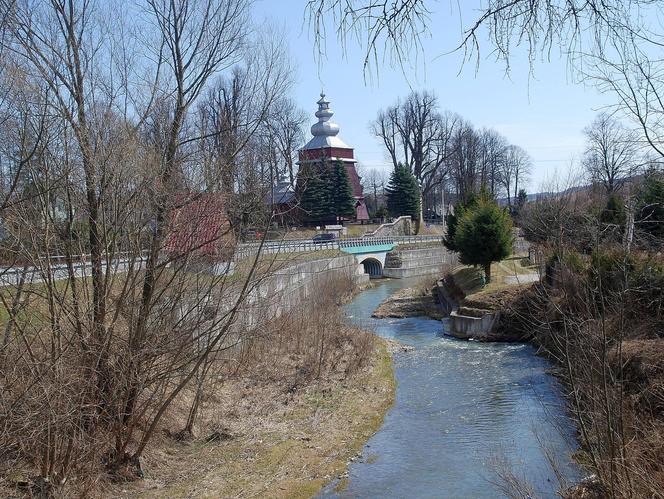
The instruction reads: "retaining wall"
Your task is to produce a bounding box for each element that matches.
[219,255,367,331]
[383,246,457,279]
[363,216,413,237]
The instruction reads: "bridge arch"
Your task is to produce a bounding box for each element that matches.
[360,257,383,277]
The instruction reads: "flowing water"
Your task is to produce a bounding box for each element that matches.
[324,278,582,498]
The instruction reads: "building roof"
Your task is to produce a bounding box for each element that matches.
[265,174,296,205]
[165,192,233,258]
[301,93,352,151]
[345,164,363,199]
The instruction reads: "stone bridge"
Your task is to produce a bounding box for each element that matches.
[339,242,396,277]
[234,235,445,279]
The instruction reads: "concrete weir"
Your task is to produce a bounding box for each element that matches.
[449,310,501,340]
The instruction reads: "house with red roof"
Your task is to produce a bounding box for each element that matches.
[164,192,235,262]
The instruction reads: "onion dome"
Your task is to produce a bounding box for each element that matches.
[302,92,350,150]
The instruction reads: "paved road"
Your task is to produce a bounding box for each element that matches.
[0,257,147,287]
[504,273,540,285]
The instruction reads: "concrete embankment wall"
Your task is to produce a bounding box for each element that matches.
[235,255,368,329]
[383,246,457,279]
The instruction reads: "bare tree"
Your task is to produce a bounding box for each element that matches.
[370,91,457,216]
[269,97,307,184]
[478,128,508,197]
[363,167,387,213]
[501,145,532,210]
[582,112,639,195]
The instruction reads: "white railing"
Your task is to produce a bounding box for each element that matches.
[0,253,150,287]
[234,234,444,260]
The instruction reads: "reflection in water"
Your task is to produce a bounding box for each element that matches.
[325,278,581,499]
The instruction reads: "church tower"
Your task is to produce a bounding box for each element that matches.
[297,93,369,221]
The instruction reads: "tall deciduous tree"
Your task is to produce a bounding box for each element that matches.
[583,113,639,195]
[454,196,513,283]
[500,145,532,211]
[370,91,457,213]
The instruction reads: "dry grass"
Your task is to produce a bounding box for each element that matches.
[372,276,444,320]
[450,256,539,299]
[110,278,396,498]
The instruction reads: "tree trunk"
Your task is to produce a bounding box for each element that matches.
[484,262,492,283]
[416,191,424,234]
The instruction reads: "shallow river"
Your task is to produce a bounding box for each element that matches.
[325,278,582,498]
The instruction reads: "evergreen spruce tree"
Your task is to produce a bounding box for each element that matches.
[386,163,420,222]
[329,159,356,221]
[638,168,664,239]
[298,164,331,223]
[444,191,479,252]
[600,193,626,225]
[454,196,513,283]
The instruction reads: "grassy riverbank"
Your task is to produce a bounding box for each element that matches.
[110,279,396,498]
[372,258,538,323]
[115,340,395,498]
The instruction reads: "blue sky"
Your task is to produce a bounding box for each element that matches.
[253,1,614,191]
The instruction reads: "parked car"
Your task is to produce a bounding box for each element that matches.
[312,233,336,244]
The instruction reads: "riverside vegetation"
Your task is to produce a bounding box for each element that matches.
[372,174,664,497]
[2,273,396,497]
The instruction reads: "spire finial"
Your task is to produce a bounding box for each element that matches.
[311,92,339,138]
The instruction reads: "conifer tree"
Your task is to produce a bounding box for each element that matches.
[638,167,664,239]
[386,163,420,223]
[454,196,513,283]
[444,191,479,252]
[600,193,626,225]
[329,159,356,221]
[298,163,331,223]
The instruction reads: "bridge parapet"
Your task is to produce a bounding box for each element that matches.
[234,234,443,260]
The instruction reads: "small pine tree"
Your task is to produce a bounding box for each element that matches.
[600,193,626,225]
[516,189,528,210]
[444,191,479,251]
[329,159,356,221]
[638,168,664,239]
[454,197,513,283]
[386,163,420,223]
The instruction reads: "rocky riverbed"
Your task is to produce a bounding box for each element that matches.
[371,286,445,320]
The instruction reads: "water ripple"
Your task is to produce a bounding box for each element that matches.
[325,278,581,499]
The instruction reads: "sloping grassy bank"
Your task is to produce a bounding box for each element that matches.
[111,278,396,498]
[116,340,394,499]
